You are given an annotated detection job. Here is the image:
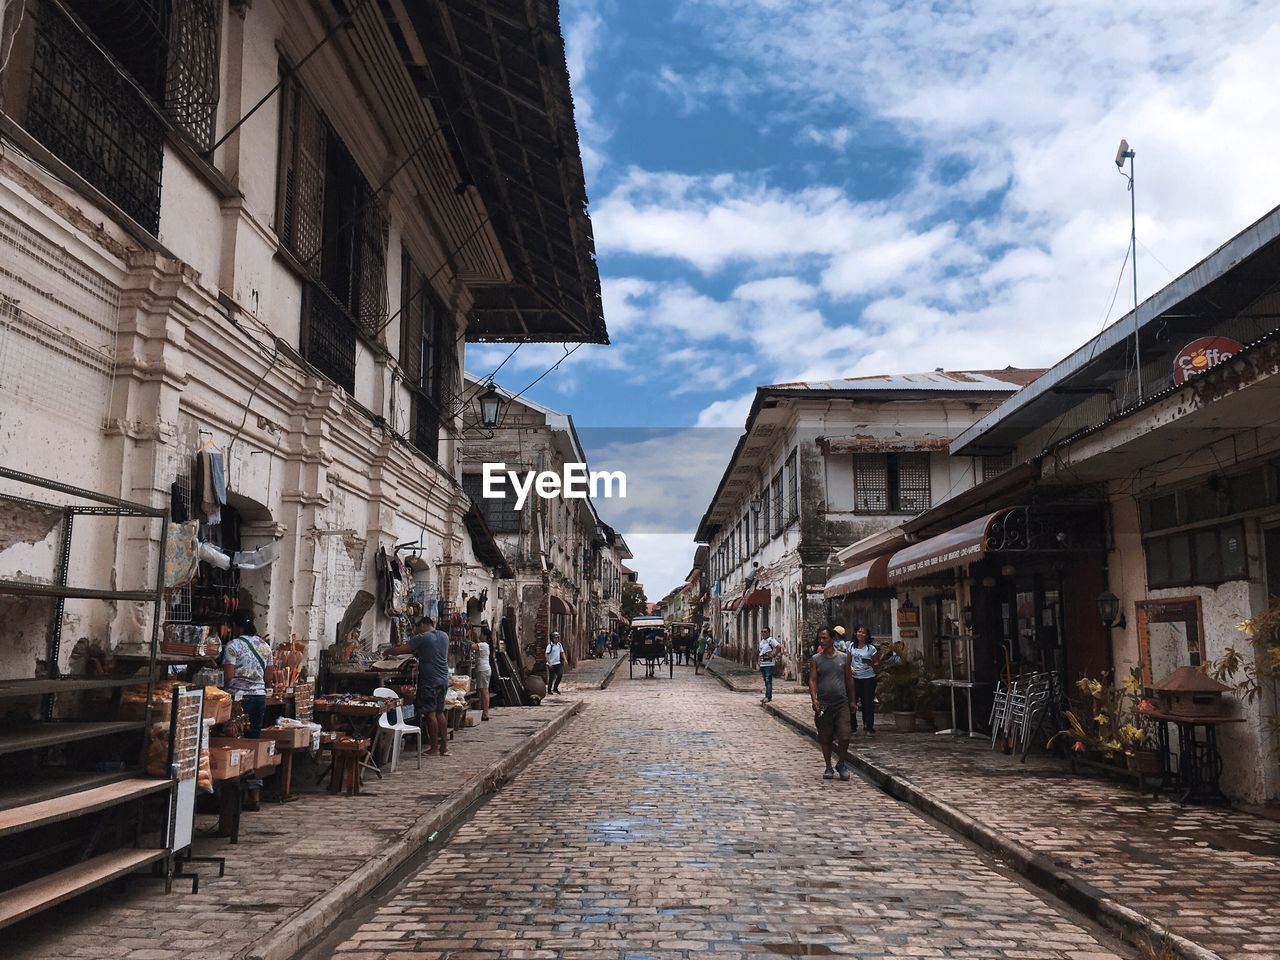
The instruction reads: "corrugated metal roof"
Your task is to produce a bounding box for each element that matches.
[768,367,1045,392]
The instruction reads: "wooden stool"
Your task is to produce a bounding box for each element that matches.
[326,738,370,796]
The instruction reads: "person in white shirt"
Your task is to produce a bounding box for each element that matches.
[757,626,782,702]
[472,625,493,721]
[848,625,880,735]
[545,631,565,694]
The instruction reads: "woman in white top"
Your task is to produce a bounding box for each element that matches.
[849,625,880,735]
[472,625,493,720]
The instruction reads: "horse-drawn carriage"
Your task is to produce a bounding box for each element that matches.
[627,615,672,679]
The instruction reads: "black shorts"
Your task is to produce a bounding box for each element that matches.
[417,683,446,714]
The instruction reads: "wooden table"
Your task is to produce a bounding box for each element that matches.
[315,698,400,780]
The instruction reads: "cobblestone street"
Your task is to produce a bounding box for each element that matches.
[309,668,1134,960]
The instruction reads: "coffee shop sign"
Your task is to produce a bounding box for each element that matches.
[1172,336,1243,386]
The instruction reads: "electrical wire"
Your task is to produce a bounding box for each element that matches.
[0,0,26,75]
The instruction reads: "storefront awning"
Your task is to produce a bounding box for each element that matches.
[823,555,890,599]
[740,587,771,608]
[550,595,576,616]
[724,595,742,611]
[886,509,1014,585]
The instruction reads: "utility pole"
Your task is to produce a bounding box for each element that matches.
[1116,140,1142,401]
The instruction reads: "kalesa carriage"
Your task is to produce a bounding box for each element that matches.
[626,615,672,679]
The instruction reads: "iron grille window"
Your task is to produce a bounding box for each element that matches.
[771,469,784,535]
[983,453,1012,482]
[163,0,221,150]
[302,283,356,394]
[786,450,799,522]
[855,452,932,513]
[26,2,166,232]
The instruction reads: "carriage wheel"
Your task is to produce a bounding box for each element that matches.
[629,657,635,679]
[668,651,673,678]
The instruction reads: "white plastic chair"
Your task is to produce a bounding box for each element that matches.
[374,686,422,773]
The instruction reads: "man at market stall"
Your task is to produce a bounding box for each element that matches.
[389,616,451,756]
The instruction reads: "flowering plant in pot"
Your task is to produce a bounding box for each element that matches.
[1052,670,1154,768]
[1210,601,1280,759]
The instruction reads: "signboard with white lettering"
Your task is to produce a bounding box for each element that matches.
[1172,337,1243,385]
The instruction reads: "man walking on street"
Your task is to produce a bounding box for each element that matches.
[809,627,856,780]
[758,626,781,703]
[546,631,565,694]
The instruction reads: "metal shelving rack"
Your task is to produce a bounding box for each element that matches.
[0,466,172,928]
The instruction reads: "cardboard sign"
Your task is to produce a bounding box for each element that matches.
[1172,337,1242,385]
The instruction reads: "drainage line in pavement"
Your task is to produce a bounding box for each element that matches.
[762,701,1224,960]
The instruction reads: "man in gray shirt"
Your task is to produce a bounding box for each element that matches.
[390,616,452,756]
[808,627,856,781]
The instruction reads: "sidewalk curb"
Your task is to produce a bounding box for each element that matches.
[239,700,582,960]
[599,655,624,690]
[763,702,1224,960]
[704,662,740,691]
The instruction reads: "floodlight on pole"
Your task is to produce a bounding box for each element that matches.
[1115,139,1142,400]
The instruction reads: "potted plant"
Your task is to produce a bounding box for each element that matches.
[1053,670,1155,771]
[877,641,920,732]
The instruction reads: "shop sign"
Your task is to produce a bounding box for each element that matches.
[1172,337,1243,386]
[896,607,920,627]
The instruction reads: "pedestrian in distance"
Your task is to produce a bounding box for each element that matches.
[695,627,709,674]
[471,625,493,721]
[545,631,566,694]
[832,624,848,653]
[608,630,619,658]
[809,626,856,780]
[849,624,880,736]
[388,615,451,756]
[758,625,781,703]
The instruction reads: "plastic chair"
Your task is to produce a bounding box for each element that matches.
[374,686,422,773]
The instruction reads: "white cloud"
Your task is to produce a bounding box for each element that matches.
[619,533,702,602]
[800,125,854,151]
[561,0,609,180]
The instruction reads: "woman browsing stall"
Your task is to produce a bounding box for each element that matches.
[222,609,273,808]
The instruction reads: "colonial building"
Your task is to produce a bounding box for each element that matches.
[459,378,630,665]
[948,204,1280,807]
[696,370,1043,674]
[0,0,605,676]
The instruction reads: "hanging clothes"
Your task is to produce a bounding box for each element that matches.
[163,521,200,588]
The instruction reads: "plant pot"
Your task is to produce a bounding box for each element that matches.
[1126,749,1161,775]
[893,711,917,733]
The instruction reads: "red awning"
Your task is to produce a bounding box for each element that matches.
[823,555,890,599]
[550,595,576,616]
[886,508,1013,585]
[740,587,771,608]
[723,596,742,611]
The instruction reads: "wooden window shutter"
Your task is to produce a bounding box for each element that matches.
[278,76,325,266]
[896,453,931,512]
[854,454,888,512]
[355,197,388,337]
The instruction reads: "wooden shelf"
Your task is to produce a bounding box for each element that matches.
[0,579,157,602]
[0,770,139,812]
[0,848,167,928]
[0,721,147,757]
[0,777,171,837]
[0,676,152,700]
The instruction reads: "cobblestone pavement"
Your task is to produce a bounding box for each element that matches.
[313,667,1133,960]
[8,700,579,960]
[768,694,1280,960]
[558,652,624,692]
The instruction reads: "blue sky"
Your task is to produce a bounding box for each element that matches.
[469,0,1280,598]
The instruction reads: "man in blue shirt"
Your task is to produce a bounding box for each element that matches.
[390,616,452,756]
